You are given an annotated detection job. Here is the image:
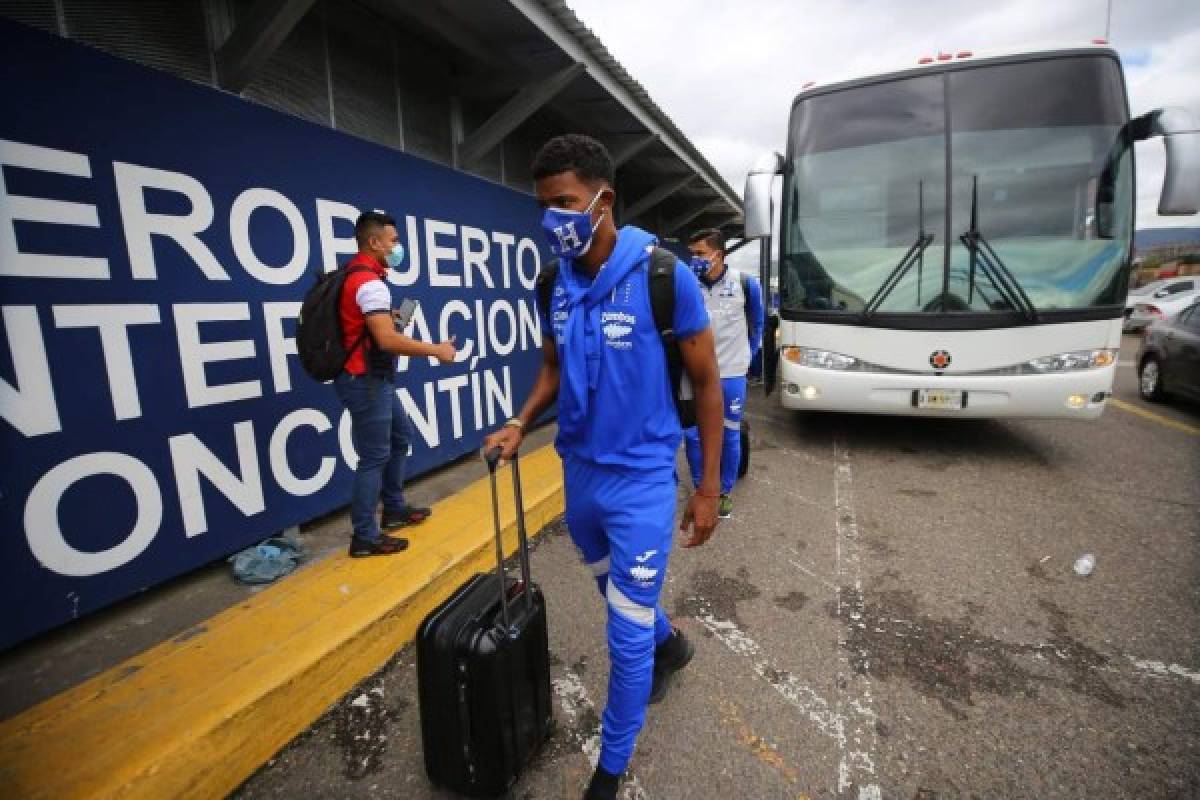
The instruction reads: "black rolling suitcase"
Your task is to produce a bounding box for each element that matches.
[417,449,553,797]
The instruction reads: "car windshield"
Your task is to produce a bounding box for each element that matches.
[781,55,1132,318]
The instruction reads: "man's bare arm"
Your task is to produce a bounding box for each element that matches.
[678,327,722,547]
[364,314,455,363]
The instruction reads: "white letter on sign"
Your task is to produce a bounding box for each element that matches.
[263,301,301,394]
[169,420,266,537]
[0,306,61,436]
[0,139,109,279]
[114,161,228,281]
[269,409,335,496]
[425,219,462,288]
[460,225,494,289]
[25,452,163,576]
[230,188,310,285]
[516,237,540,290]
[173,303,263,408]
[53,304,161,421]
[316,198,359,274]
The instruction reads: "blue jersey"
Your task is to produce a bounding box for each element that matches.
[540,232,709,481]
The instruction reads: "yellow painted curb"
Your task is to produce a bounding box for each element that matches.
[0,446,565,800]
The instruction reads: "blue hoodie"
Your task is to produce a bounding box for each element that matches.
[540,226,709,482]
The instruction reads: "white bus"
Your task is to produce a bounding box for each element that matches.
[744,44,1199,419]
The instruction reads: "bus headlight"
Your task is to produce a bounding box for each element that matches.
[784,347,858,370]
[1026,349,1116,373]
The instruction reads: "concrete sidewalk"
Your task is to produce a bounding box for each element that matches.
[0,437,564,800]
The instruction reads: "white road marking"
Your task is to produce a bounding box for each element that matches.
[1011,640,1200,686]
[748,473,827,510]
[833,436,882,800]
[552,670,650,800]
[788,557,839,593]
[693,602,842,738]
[1125,656,1200,685]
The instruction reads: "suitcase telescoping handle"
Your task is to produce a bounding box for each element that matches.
[483,447,535,636]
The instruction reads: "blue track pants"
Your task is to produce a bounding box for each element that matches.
[684,375,746,494]
[563,456,675,775]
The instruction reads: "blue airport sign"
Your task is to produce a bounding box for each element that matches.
[0,19,546,648]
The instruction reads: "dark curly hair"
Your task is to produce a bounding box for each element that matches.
[531,134,615,186]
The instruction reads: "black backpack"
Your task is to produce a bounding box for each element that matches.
[536,247,696,427]
[297,265,375,381]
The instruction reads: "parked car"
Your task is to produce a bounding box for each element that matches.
[1137,300,1200,403]
[1124,277,1196,323]
[1125,278,1170,319]
[1124,282,1200,333]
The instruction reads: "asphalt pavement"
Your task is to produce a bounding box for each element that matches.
[235,336,1200,800]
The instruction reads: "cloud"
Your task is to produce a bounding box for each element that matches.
[566,0,1200,230]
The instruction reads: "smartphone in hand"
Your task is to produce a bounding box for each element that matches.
[393,297,418,332]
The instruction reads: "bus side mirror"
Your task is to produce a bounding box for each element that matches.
[744,152,783,239]
[1133,108,1200,216]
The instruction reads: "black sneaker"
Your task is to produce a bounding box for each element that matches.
[381,505,431,530]
[348,535,409,557]
[583,766,620,800]
[648,626,694,704]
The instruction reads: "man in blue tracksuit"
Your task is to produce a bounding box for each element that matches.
[483,134,723,800]
[683,229,765,519]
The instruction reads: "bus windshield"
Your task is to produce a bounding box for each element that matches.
[781,56,1133,319]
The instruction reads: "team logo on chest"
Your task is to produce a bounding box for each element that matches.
[601,310,636,350]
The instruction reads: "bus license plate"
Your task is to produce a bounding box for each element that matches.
[916,389,965,410]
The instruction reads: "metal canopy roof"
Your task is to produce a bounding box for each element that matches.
[358,0,745,240]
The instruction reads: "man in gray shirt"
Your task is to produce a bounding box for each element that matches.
[683,229,765,518]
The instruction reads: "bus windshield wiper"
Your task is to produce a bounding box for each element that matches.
[959,176,1038,322]
[862,181,934,319]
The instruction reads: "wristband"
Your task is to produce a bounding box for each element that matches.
[696,490,720,498]
[503,418,525,430]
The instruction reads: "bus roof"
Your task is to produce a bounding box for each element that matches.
[793,41,1121,106]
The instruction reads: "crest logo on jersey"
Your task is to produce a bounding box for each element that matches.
[601,311,636,350]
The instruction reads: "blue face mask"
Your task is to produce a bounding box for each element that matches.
[689,256,712,278]
[384,243,405,269]
[541,190,606,260]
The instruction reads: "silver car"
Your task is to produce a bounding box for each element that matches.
[1124,278,1199,332]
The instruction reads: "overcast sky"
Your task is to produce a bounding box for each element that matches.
[566,0,1200,257]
